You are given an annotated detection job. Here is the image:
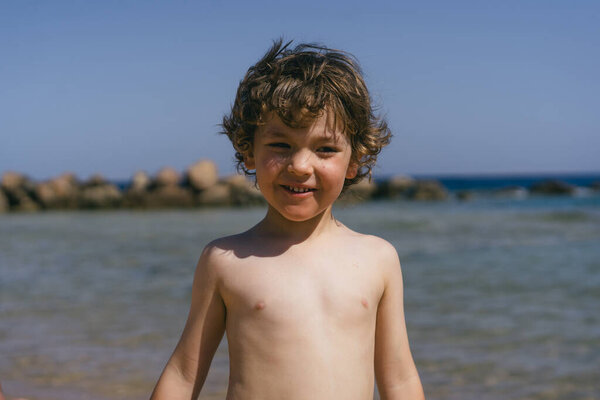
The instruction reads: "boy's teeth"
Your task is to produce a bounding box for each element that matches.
[287,186,310,193]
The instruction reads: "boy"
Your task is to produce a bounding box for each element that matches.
[151,40,425,400]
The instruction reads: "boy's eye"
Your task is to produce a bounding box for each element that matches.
[317,146,338,153]
[267,142,290,149]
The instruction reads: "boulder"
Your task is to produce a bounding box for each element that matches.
[373,175,415,199]
[1,171,39,211]
[34,173,80,209]
[83,174,108,188]
[79,184,122,209]
[407,180,448,201]
[224,175,265,206]
[185,160,219,191]
[1,171,36,194]
[122,190,148,208]
[51,173,78,194]
[145,186,194,208]
[529,180,575,195]
[456,190,474,201]
[340,179,377,203]
[1,171,23,191]
[122,171,152,208]
[4,188,40,211]
[196,182,231,206]
[130,171,151,192]
[0,190,8,213]
[493,186,528,199]
[34,182,57,208]
[154,167,180,187]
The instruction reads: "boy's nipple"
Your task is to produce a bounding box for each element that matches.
[361,297,369,309]
[254,301,266,310]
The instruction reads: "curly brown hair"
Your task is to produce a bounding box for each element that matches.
[221,39,391,187]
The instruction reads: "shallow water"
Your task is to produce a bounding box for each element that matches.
[1,196,599,399]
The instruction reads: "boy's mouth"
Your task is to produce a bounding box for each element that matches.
[281,185,315,194]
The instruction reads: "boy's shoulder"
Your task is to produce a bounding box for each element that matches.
[198,232,252,264]
[196,229,271,269]
[338,224,401,267]
[337,227,403,295]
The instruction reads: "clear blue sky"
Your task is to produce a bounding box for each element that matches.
[2,1,599,181]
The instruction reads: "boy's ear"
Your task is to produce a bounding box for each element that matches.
[345,162,358,179]
[243,152,255,170]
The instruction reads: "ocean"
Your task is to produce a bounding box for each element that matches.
[1,187,599,399]
[418,172,600,192]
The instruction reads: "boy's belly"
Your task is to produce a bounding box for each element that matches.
[225,326,375,400]
[223,295,378,400]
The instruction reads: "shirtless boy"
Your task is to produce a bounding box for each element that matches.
[151,40,425,400]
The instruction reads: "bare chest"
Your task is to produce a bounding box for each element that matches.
[219,254,383,329]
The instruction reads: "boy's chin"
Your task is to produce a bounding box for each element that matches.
[269,205,330,223]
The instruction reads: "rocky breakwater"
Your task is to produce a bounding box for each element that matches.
[2,165,596,213]
[0,160,265,212]
[529,179,577,195]
[0,163,453,212]
[371,175,449,201]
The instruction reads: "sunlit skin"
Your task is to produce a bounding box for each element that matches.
[245,112,358,227]
[150,113,425,400]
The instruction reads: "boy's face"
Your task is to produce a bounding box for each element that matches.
[244,112,357,222]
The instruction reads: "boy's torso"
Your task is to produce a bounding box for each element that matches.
[212,228,387,400]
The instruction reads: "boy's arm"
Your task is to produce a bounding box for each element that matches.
[150,245,226,400]
[374,242,425,400]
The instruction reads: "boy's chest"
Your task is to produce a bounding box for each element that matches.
[219,254,383,326]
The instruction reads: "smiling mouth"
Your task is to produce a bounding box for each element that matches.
[282,185,315,193]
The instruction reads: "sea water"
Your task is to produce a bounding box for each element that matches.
[1,195,599,399]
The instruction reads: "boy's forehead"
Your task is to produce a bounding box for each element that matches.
[259,111,347,141]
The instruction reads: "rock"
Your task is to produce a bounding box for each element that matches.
[154,167,181,187]
[122,171,152,208]
[1,171,27,191]
[340,179,377,203]
[373,175,415,199]
[590,181,600,191]
[197,182,231,206]
[493,186,528,199]
[1,171,39,211]
[224,175,265,206]
[0,190,8,213]
[34,182,57,208]
[51,173,79,194]
[5,188,40,211]
[1,171,37,194]
[34,173,80,209]
[130,171,151,192]
[122,190,148,208]
[145,186,194,208]
[79,184,122,209]
[529,180,575,195]
[79,174,122,208]
[456,190,474,201]
[407,180,448,201]
[83,174,108,188]
[185,160,219,191]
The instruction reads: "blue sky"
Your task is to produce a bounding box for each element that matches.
[1,1,599,180]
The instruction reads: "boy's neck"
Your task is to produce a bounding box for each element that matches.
[255,205,341,245]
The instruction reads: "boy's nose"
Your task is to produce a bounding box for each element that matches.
[287,150,313,176]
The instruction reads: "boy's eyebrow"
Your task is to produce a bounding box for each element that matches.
[261,129,287,139]
[262,127,345,144]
